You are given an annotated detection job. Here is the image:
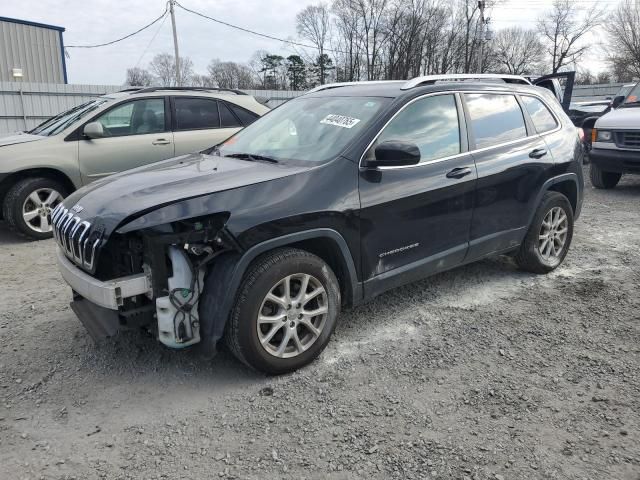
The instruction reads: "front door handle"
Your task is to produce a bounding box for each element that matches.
[446,167,473,179]
[152,138,171,145]
[529,148,548,159]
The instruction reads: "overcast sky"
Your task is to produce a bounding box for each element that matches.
[2,0,620,85]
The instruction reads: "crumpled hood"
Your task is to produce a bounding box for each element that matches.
[63,152,309,234]
[596,107,640,129]
[0,132,46,147]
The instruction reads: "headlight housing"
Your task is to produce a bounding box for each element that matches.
[595,130,613,142]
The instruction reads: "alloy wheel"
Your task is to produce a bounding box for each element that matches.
[21,188,63,233]
[537,206,568,265]
[256,273,328,359]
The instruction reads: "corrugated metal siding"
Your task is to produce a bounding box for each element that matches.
[0,84,304,134]
[0,19,64,83]
[0,81,121,133]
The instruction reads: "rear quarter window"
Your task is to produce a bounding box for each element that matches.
[465,93,527,149]
[521,96,558,133]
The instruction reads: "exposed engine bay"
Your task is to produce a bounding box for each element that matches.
[68,215,236,349]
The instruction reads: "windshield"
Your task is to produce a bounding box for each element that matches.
[622,82,640,106]
[30,99,109,136]
[217,96,390,163]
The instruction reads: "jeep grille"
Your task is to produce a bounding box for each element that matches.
[50,204,101,271]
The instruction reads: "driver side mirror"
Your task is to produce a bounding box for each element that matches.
[366,140,421,168]
[611,95,625,109]
[83,122,105,139]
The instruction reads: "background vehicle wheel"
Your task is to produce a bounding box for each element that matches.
[224,248,340,374]
[590,164,621,189]
[515,191,574,274]
[2,177,67,240]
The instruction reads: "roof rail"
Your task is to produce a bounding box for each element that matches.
[402,74,532,90]
[307,80,404,94]
[132,87,247,95]
[118,87,144,93]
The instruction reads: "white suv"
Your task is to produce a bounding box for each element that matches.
[590,81,640,188]
[0,87,269,239]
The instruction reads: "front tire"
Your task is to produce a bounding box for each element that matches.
[2,177,67,240]
[590,163,621,189]
[515,192,574,274]
[224,248,340,374]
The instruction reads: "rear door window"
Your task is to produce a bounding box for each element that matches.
[521,96,558,133]
[174,98,220,130]
[465,94,527,149]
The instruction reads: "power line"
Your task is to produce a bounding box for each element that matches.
[65,5,169,48]
[174,1,346,55]
[133,10,169,69]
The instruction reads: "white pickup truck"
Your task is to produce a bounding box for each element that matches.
[590,81,640,189]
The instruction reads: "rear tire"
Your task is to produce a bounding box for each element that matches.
[590,163,621,189]
[2,177,67,240]
[515,192,574,274]
[224,248,340,374]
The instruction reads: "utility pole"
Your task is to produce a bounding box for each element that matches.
[477,1,486,74]
[169,0,181,86]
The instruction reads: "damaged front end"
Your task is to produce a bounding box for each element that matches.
[55,209,238,350]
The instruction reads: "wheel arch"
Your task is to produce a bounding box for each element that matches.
[198,228,361,356]
[0,168,76,212]
[527,173,581,229]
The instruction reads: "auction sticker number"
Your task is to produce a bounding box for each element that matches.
[320,114,361,129]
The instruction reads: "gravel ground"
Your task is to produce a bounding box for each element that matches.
[1,168,639,480]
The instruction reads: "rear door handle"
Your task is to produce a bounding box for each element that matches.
[152,138,171,145]
[529,148,548,159]
[446,167,473,179]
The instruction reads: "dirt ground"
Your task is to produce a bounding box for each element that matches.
[0,167,639,480]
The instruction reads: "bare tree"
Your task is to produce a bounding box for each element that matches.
[537,0,603,74]
[149,53,194,86]
[605,0,640,81]
[296,3,332,84]
[492,27,545,75]
[332,0,364,81]
[208,60,256,89]
[190,74,217,88]
[125,67,153,86]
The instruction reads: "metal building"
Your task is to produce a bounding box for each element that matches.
[0,16,67,84]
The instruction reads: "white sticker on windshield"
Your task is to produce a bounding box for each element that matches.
[320,114,361,129]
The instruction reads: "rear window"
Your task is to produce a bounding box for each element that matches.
[465,93,527,149]
[521,96,558,133]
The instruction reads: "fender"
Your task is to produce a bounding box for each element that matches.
[198,228,361,357]
[526,172,582,228]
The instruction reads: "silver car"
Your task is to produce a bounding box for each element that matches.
[0,87,269,239]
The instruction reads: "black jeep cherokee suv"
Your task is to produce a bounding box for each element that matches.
[52,76,584,374]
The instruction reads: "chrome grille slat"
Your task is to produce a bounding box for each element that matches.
[52,208,101,272]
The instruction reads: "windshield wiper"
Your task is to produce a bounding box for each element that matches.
[621,101,640,107]
[224,153,279,164]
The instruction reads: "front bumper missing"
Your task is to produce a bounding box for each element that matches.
[56,247,152,310]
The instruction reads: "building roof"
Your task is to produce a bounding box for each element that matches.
[0,16,65,32]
